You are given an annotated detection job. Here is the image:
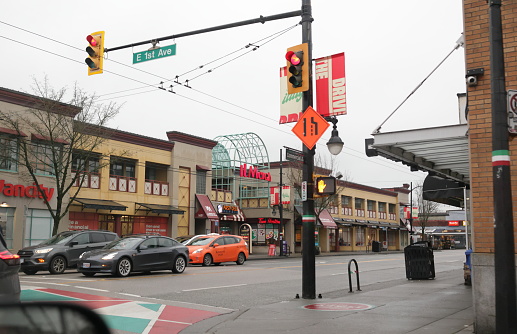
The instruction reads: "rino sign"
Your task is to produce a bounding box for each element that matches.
[239,164,272,182]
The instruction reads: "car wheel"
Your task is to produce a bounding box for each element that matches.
[172,256,186,274]
[49,256,67,274]
[23,269,38,275]
[116,257,132,277]
[82,272,95,277]
[202,253,213,266]
[236,252,246,265]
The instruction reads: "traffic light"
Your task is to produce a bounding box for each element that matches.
[85,31,105,76]
[314,175,337,196]
[285,43,309,94]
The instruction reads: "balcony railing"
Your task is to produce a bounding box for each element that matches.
[367,210,376,218]
[355,209,365,217]
[72,171,100,189]
[144,179,169,196]
[109,175,137,193]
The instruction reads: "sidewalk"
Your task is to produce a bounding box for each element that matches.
[183,251,474,334]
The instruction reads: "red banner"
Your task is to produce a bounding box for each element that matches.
[314,53,346,117]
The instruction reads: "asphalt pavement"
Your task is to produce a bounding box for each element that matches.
[182,251,474,334]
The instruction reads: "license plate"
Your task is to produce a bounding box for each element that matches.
[82,263,91,268]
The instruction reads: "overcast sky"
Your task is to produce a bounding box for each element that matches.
[1,1,465,190]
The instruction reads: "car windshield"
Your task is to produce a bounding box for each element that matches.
[190,237,216,246]
[175,236,194,244]
[39,233,76,245]
[104,237,143,250]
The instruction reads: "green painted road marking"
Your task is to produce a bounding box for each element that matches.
[102,314,150,333]
[21,290,79,302]
[138,303,162,312]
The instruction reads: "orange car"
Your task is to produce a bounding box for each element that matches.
[187,235,249,266]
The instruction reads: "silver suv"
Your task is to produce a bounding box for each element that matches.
[17,230,118,275]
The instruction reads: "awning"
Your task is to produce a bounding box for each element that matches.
[214,201,246,222]
[74,198,127,211]
[136,203,184,215]
[366,124,469,184]
[318,210,337,229]
[423,175,466,207]
[221,214,246,221]
[354,219,367,225]
[195,194,219,221]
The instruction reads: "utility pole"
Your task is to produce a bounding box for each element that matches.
[488,0,517,332]
[300,0,316,299]
[279,148,284,256]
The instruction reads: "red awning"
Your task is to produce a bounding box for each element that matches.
[318,209,337,229]
[0,127,26,137]
[195,194,219,221]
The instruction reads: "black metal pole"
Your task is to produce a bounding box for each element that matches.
[105,11,302,53]
[488,1,517,332]
[409,182,413,244]
[301,0,315,299]
[279,148,284,256]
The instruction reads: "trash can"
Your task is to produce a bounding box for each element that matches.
[464,249,472,285]
[372,241,381,252]
[404,241,435,279]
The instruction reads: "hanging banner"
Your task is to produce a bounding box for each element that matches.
[269,186,291,206]
[279,67,303,124]
[314,52,346,117]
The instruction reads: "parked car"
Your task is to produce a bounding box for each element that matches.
[0,232,21,302]
[77,235,188,277]
[17,230,118,275]
[176,233,219,245]
[187,234,248,266]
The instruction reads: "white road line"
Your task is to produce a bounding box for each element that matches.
[74,286,109,292]
[118,293,141,297]
[182,283,247,292]
[20,276,88,281]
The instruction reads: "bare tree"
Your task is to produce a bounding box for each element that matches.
[414,184,440,241]
[0,78,122,235]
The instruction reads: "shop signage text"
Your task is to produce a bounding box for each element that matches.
[218,204,238,214]
[239,164,272,181]
[258,218,280,224]
[0,180,55,201]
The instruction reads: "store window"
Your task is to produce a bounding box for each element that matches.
[24,209,54,247]
[0,135,18,172]
[251,223,279,246]
[355,227,365,246]
[338,227,351,246]
[0,207,15,248]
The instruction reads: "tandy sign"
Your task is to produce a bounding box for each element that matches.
[0,180,55,201]
[239,164,272,181]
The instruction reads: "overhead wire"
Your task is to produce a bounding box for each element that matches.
[0,20,422,181]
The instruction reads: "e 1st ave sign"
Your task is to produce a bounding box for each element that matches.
[133,44,177,64]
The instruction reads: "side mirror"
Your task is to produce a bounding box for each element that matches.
[69,241,79,247]
[212,243,220,248]
[138,245,148,251]
[0,302,111,334]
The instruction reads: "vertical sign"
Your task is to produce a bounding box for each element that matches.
[279,67,303,124]
[314,53,346,117]
[301,181,307,201]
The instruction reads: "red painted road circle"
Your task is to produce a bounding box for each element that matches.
[303,302,374,311]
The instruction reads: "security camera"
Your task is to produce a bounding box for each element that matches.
[466,76,477,87]
[336,172,343,180]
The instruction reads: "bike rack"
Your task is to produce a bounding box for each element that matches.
[348,259,361,293]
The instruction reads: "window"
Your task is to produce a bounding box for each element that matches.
[355,227,365,246]
[341,196,352,207]
[0,135,18,172]
[389,203,396,214]
[196,170,207,193]
[367,200,376,211]
[32,142,62,176]
[90,232,106,243]
[379,202,386,213]
[141,238,158,249]
[72,152,100,173]
[72,233,89,245]
[24,209,54,247]
[355,198,365,210]
[110,158,136,177]
[158,237,173,247]
[339,227,352,246]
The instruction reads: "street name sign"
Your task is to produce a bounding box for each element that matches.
[133,44,177,64]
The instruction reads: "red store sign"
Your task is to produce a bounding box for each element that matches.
[0,179,55,201]
[239,164,272,182]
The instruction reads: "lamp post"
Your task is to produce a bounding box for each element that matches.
[325,116,344,155]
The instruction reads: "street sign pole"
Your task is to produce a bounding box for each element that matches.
[301,0,316,300]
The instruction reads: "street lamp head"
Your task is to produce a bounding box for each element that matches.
[325,117,344,155]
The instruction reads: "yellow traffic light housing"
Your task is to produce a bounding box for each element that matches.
[85,31,105,76]
[285,43,309,94]
[314,175,337,196]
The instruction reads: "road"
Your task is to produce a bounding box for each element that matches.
[19,249,468,333]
